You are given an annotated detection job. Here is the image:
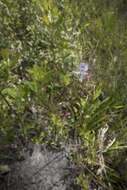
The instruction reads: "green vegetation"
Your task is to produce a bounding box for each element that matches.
[0,0,127,189]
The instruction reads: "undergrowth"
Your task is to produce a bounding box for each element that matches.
[0,0,127,189]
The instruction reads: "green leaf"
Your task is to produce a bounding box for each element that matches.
[60,74,71,86]
[28,65,46,81]
[93,87,102,100]
[2,87,17,98]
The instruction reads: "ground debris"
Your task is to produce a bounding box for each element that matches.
[0,144,80,190]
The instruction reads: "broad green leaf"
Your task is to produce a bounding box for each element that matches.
[2,87,17,98]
